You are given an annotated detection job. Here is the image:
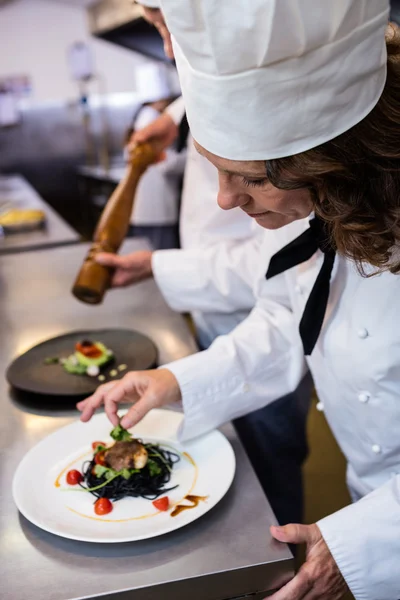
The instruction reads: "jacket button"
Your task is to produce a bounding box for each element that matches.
[372,444,382,454]
[358,392,370,404]
[316,401,324,412]
[357,328,369,339]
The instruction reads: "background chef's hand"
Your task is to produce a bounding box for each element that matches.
[95,250,153,287]
[128,112,178,154]
[77,368,182,429]
[268,524,349,600]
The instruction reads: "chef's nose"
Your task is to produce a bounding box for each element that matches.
[217,173,250,211]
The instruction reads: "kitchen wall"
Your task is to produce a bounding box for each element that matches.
[0,0,151,103]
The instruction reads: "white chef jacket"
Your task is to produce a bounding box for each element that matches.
[130,105,186,226]
[152,96,263,347]
[164,216,400,600]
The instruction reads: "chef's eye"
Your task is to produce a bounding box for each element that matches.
[240,177,268,188]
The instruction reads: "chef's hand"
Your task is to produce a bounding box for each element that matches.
[95,250,153,287]
[128,112,178,153]
[77,368,181,428]
[268,524,349,600]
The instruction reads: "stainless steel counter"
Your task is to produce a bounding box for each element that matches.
[0,175,80,253]
[0,240,293,600]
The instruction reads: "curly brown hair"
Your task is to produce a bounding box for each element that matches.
[265,25,400,275]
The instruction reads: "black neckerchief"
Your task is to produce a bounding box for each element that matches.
[266,217,336,355]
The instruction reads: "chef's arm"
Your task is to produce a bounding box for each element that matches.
[150,146,187,176]
[152,230,264,314]
[96,232,261,305]
[128,96,184,151]
[78,259,306,437]
[164,95,185,125]
[317,476,400,600]
[165,276,306,440]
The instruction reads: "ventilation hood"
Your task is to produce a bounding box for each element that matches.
[87,0,167,61]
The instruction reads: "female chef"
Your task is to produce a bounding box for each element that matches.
[78,1,399,598]
[96,0,312,527]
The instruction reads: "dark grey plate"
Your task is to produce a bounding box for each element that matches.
[6,329,158,396]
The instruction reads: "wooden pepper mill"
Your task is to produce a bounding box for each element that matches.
[72,143,160,304]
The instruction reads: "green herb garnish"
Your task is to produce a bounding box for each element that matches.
[121,467,139,479]
[147,459,162,477]
[93,464,114,478]
[64,464,140,494]
[93,444,107,454]
[147,448,172,473]
[110,424,132,442]
[44,357,59,365]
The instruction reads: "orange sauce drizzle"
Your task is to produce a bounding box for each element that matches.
[67,507,160,523]
[54,450,91,487]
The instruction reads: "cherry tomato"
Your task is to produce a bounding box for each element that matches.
[66,469,83,485]
[152,496,169,511]
[94,498,113,516]
[94,451,106,466]
[75,342,102,358]
[92,441,106,450]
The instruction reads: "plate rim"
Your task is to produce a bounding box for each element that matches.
[12,409,236,543]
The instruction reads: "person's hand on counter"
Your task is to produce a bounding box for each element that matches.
[128,112,178,154]
[267,524,349,600]
[95,251,153,287]
[77,369,182,428]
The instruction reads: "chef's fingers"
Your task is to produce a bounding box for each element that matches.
[266,570,312,600]
[103,379,140,426]
[120,394,158,429]
[95,252,134,269]
[271,524,318,545]
[77,382,118,423]
[130,114,178,148]
[100,373,147,428]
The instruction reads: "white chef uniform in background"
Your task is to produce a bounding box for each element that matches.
[130,62,184,228]
[153,94,263,348]
[154,1,399,598]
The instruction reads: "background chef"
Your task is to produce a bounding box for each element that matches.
[78,1,400,598]
[96,0,312,527]
[126,61,184,250]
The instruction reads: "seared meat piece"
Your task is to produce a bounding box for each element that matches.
[105,440,148,471]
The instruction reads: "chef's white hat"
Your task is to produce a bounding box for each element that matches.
[135,62,173,104]
[159,0,389,160]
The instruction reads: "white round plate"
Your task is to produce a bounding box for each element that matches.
[13,409,236,543]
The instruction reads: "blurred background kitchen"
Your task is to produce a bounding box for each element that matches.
[0,0,180,245]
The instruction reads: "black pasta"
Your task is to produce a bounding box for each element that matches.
[79,442,180,502]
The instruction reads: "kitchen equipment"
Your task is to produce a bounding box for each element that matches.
[72,143,160,304]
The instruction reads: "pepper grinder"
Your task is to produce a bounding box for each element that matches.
[72,143,159,304]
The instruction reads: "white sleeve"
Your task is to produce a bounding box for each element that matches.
[165,272,306,440]
[155,147,187,177]
[152,229,265,314]
[317,477,400,600]
[165,95,185,125]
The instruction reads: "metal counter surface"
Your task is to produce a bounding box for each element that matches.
[0,175,79,253]
[0,240,293,600]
